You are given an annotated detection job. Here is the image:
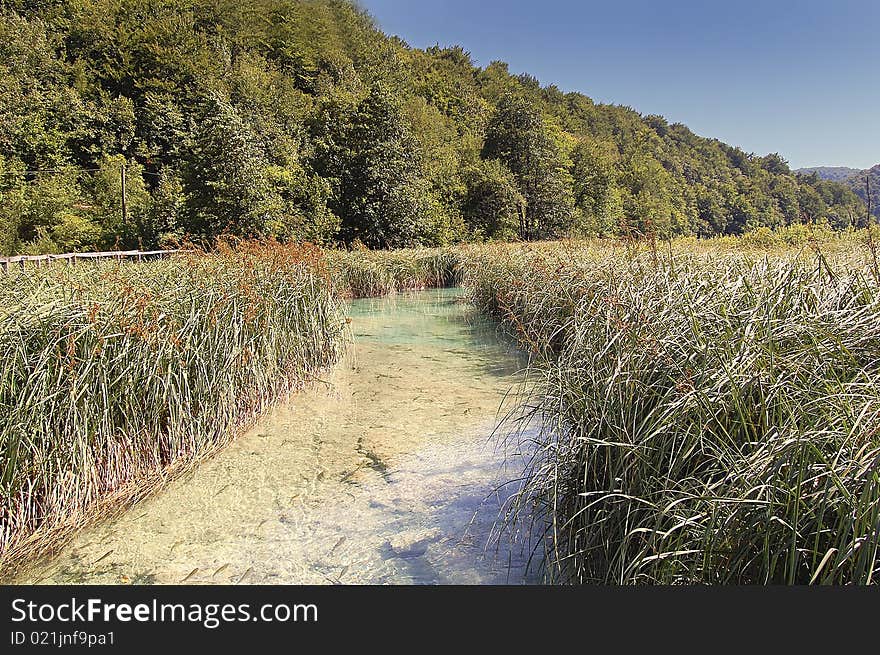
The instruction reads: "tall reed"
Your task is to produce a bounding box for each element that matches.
[464,242,880,584]
[327,247,461,298]
[0,241,346,576]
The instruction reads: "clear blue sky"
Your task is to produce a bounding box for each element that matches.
[359,0,879,170]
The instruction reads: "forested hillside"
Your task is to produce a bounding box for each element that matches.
[794,166,862,182]
[796,165,880,221]
[847,165,880,220]
[0,0,868,254]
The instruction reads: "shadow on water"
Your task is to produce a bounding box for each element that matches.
[16,287,545,585]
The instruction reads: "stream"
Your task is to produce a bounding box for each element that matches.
[16,288,541,585]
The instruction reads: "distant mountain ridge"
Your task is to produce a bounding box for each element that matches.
[794,166,864,181]
[795,165,880,219]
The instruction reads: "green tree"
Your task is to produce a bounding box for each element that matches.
[797,183,828,224]
[461,159,523,240]
[0,0,868,252]
[86,154,152,248]
[310,84,435,248]
[570,139,621,236]
[147,170,186,247]
[181,98,275,241]
[14,171,102,254]
[481,94,574,239]
[263,162,340,244]
[619,153,677,237]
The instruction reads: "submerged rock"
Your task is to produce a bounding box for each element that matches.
[386,528,442,558]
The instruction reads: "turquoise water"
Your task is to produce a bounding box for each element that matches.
[17,288,541,584]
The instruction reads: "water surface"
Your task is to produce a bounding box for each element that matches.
[17,288,540,584]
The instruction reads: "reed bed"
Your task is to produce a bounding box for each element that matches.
[5,233,880,585]
[0,241,459,578]
[327,247,462,298]
[0,241,346,577]
[463,240,880,584]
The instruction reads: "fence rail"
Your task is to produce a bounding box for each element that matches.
[0,249,184,272]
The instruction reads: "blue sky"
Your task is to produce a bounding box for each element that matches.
[359,0,879,170]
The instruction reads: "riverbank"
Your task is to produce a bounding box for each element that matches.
[463,238,880,584]
[0,242,484,581]
[12,289,538,584]
[0,242,350,578]
[4,233,880,584]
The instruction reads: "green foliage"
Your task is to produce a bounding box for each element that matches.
[0,0,868,254]
[570,140,621,236]
[181,97,277,240]
[482,94,575,239]
[461,159,523,240]
[88,155,150,245]
[310,84,436,247]
[845,165,880,222]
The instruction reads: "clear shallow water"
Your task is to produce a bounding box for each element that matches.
[16,288,541,585]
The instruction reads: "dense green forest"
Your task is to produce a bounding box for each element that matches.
[0,0,870,255]
[845,165,879,220]
[796,165,880,220]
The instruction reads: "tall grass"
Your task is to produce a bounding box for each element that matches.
[0,242,460,577]
[327,247,461,297]
[0,241,346,577]
[6,233,879,585]
[464,241,880,584]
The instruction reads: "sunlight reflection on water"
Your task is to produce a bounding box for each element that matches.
[18,288,543,585]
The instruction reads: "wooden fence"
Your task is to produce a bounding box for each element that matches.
[0,249,184,273]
